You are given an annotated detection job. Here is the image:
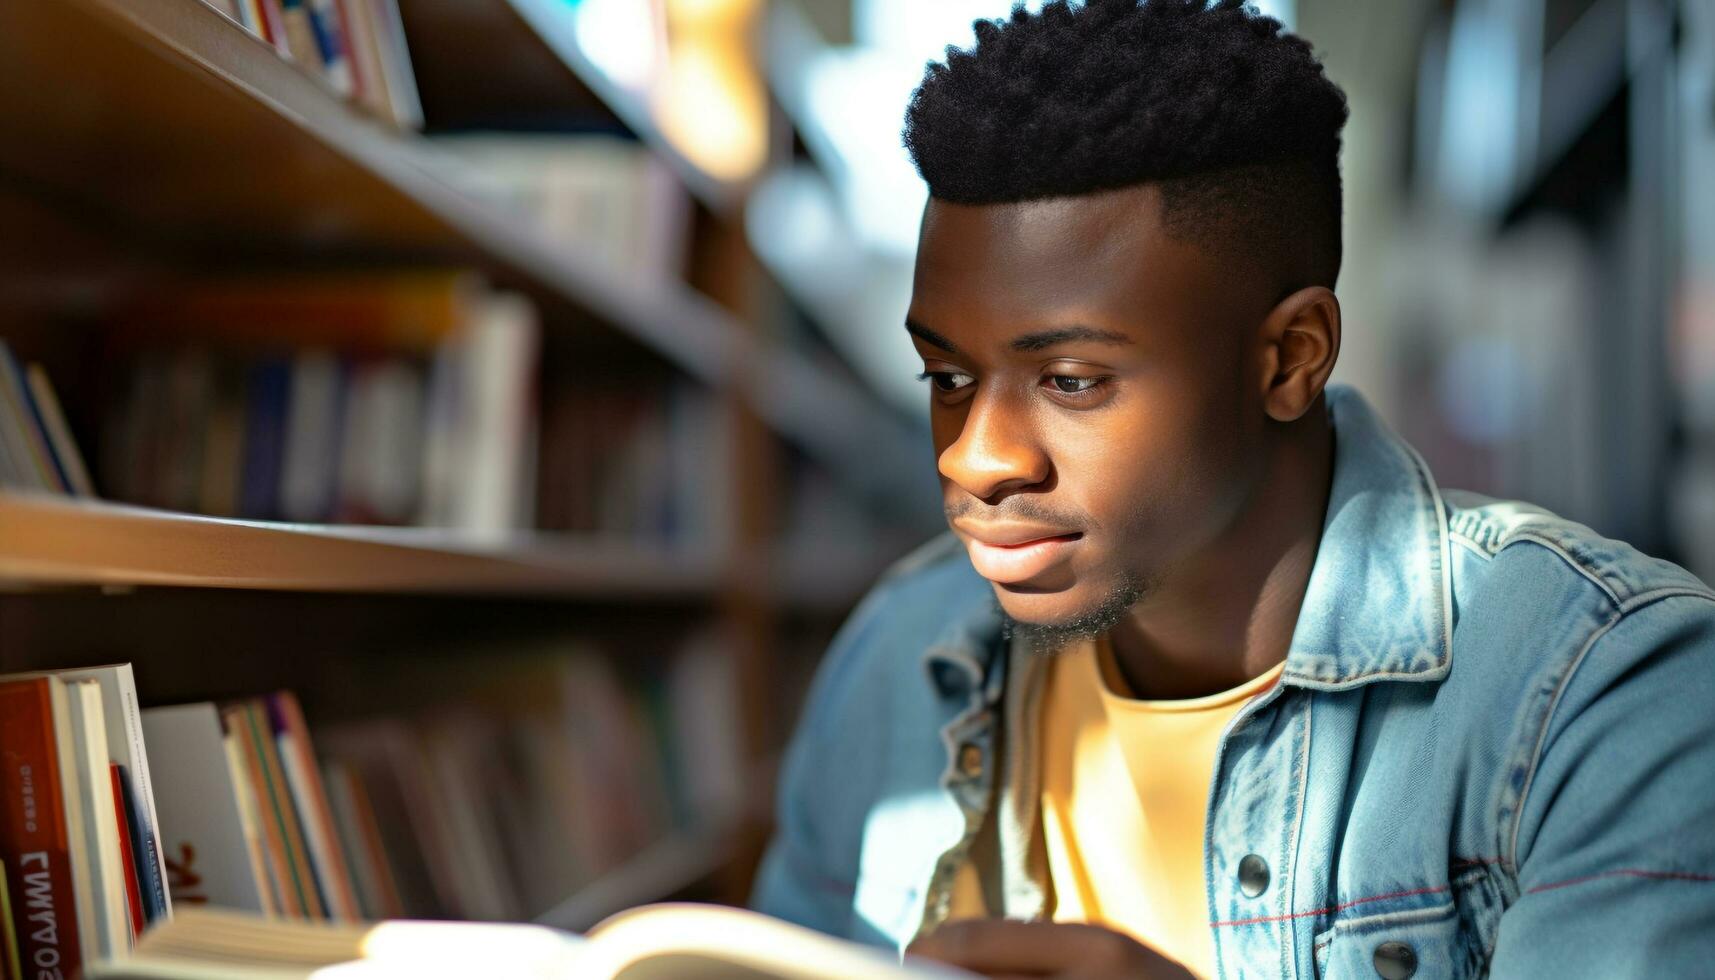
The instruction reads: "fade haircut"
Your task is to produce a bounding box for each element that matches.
[903,0,1350,291]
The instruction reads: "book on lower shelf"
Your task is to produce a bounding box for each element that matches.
[0,666,175,979]
[2,635,749,975]
[91,903,977,979]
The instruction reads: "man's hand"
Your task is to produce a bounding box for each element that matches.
[905,919,1198,979]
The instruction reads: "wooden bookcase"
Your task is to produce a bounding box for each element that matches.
[0,0,927,926]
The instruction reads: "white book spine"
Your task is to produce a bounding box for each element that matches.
[275,732,358,921]
[47,680,101,963]
[67,681,130,954]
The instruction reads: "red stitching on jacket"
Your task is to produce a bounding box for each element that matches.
[1209,883,1451,928]
[1526,868,1715,895]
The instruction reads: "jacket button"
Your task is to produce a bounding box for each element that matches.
[1237,854,1269,897]
[957,743,983,778]
[1372,941,1417,979]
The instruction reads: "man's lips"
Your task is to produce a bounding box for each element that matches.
[956,523,1084,584]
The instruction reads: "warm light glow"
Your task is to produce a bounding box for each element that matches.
[573,0,664,94]
[331,921,583,977]
[656,33,767,182]
[666,0,758,29]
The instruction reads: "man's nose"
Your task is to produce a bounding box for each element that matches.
[938,390,1051,502]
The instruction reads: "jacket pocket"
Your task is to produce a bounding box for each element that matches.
[1313,900,1486,979]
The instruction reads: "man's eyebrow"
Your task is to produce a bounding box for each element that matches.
[905,319,960,354]
[1009,326,1134,352]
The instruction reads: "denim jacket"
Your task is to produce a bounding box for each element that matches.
[751,384,1715,978]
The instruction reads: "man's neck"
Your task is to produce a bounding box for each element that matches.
[1105,405,1336,700]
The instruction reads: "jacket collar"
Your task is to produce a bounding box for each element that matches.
[922,383,1454,699]
[1282,384,1453,689]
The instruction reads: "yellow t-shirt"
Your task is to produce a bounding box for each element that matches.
[1039,634,1285,978]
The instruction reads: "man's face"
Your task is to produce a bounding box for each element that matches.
[907,184,1278,636]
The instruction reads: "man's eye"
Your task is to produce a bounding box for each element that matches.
[916,370,975,392]
[1047,375,1101,394]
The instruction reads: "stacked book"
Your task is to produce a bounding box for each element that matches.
[0,666,171,980]
[0,343,95,497]
[200,0,423,129]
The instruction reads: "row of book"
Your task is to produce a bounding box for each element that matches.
[96,275,537,538]
[1,643,745,977]
[310,639,745,923]
[200,0,423,129]
[430,135,691,283]
[535,376,731,546]
[0,666,170,980]
[0,342,95,497]
[82,272,731,547]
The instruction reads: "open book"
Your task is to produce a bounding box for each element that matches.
[89,904,976,980]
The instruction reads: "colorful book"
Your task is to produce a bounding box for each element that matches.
[0,678,91,980]
[108,768,143,940]
[336,0,383,116]
[232,0,264,35]
[222,728,280,917]
[268,694,361,922]
[139,704,270,914]
[320,759,403,921]
[276,0,325,71]
[8,665,171,926]
[220,705,302,917]
[23,364,96,497]
[238,701,327,920]
[364,0,422,129]
[0,341,54,493]
[255,0,292,57]
[305,0,355,96]
[237,358,290,520]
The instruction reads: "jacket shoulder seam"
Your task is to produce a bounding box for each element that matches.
[1505,590,1715,870]
[1496,531,1623,608]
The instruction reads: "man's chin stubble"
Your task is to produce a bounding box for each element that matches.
[996,572,1148,655]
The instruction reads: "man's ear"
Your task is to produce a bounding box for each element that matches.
[1256,285,1341,422]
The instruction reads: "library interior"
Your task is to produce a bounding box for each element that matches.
[0,0,1712,977]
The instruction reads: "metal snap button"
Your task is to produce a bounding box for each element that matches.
[1372,940,1417,979]
[957,742,984,778]
[1237,853,1269,897]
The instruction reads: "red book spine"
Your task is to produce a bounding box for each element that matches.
[107,768,144,940]
[0,681,83,980]
[257,0,291,56]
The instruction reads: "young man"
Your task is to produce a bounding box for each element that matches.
[752,1,1715,976]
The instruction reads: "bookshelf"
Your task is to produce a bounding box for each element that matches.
[0,0,925,950]
[0,0,917,481]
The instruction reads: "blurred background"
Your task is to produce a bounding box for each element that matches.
[0,0,1708,942]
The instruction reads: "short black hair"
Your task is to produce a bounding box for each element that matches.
[903,0,1350,291]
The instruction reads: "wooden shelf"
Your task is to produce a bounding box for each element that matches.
[0,492,891,606]
[0,0,912,484]
[0,491,722,597]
